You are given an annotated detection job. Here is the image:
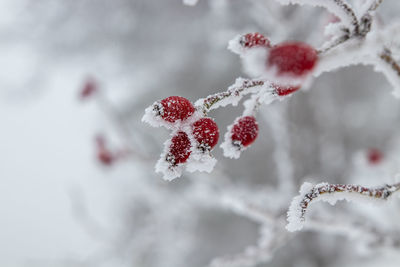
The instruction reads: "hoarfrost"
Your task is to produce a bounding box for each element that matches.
[273,0,357,29]
[155,136,188,181]
[286,181,400,232]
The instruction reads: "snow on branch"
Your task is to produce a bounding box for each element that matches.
[195,78,275,114]
[379,48,400,97]
[273,0,359,32]
[144,0,400,180]
[365,0,384,12]
[286,181,400,232]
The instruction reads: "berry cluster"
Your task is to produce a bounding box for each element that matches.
[143,96,219,180]
[144,33,320,179]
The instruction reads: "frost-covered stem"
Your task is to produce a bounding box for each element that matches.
[197,78,267,114]
[317,29,350,54]
[318,0,383,54]
[367,0,384,12]
[379,48,400,78]
[220,194,278,225]
[333,0,360,34]
[287,182,400,232]
[275,0,360,34]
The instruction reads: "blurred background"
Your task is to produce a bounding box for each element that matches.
[1,0,400,266]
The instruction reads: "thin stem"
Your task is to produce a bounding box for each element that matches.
[197,79,268,114]
[287,182,400,232]
[333,0,360,34]
[368,0,384,12]
[380,48,400,77]
[317,29,350,54]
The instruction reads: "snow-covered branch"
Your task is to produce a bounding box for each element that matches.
[287,182,400,232]
[195,78,274,114]
[274,0,360,33]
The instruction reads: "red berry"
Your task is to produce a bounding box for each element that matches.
[272,84,301,96]
[240,32,271,48]
[80,79,97,99]
[155,96,195,123]
[192,118,219,151]
[267,42,318,77]
[166,131,192,165]
[367,148,383,165]
[98,148,114,166]
[231,116,259,148]
[95,134,114,166]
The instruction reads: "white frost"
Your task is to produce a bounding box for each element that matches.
[227,34,245,55]
[186,151,217,173]
[220,120,241,159]
[286,182,315,232]
[155,136,187,181]
[273,0,356,29]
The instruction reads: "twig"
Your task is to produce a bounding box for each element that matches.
[380,48,400,77]
[286,182,400,232]
[196,78,273,114]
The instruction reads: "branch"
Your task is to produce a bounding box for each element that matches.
[286,181,400,232]
[377,48,400,97]
[380,48,400,77]
[195,78,275,114]
[274,0,359,33]
[366,0,384,12]
[208,228,289,267]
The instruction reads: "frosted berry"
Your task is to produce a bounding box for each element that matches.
[272,84,301,96]
[367,148,383,165]
[240,32,271,48]
[155,96,195,123]
[231,116,259,148]
[267,42,318,77]
[166,131,192,165]
[192,118,219,151]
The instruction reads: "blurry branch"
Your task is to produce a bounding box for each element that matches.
[380,48,400,77]
[208,226,290,267]
[367,0,384,12]
[94,87,152,162]
[305,216,400,250]
[68,186,112,242]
